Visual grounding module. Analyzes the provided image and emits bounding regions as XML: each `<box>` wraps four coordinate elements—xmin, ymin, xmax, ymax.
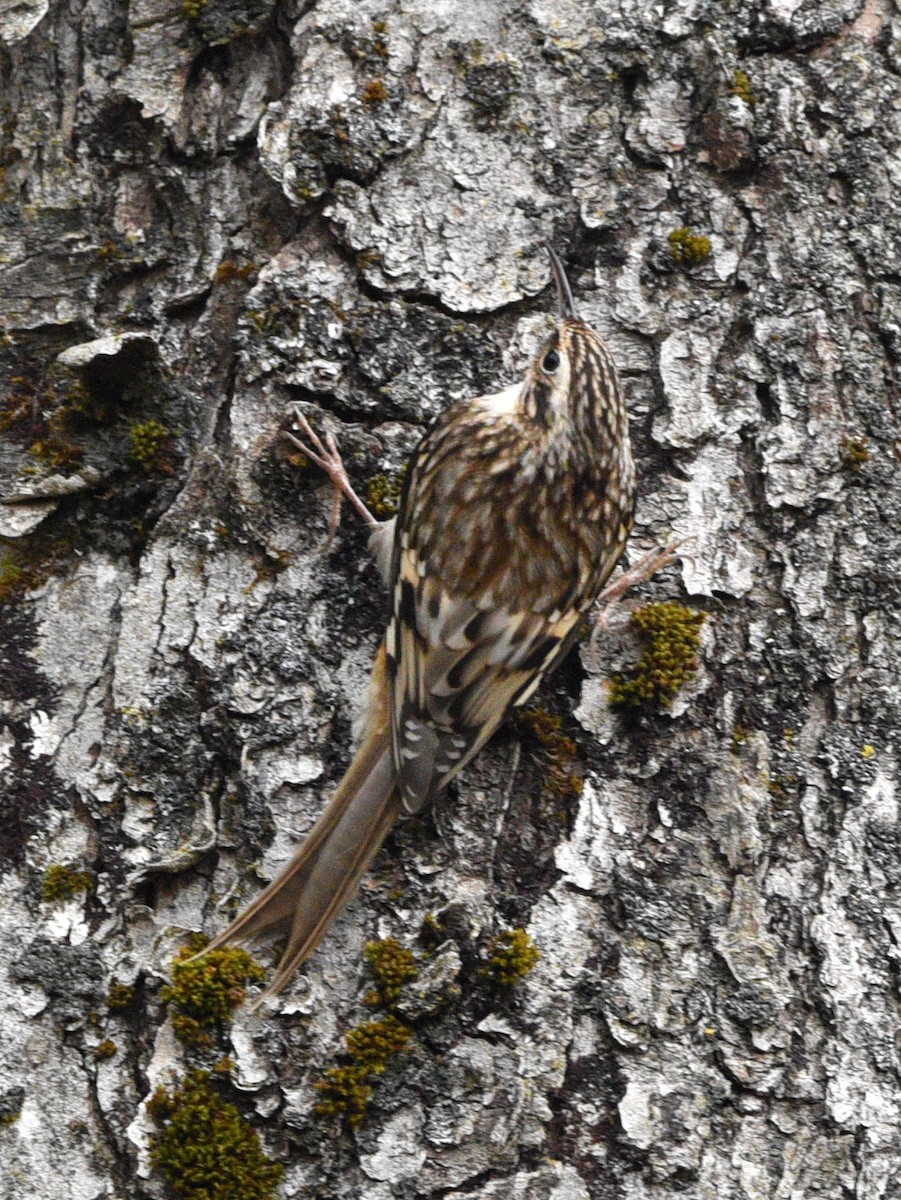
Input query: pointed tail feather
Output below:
<box><xmin>201</xmin><ymin>724</ymin><xmax>401</xmax><ymax>1000</ymax></box>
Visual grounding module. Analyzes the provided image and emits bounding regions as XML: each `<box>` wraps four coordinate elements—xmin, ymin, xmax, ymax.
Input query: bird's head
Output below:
<box><xmin>520</xmin><ymin>248</ymin><xmax>627</xmax><ymax>462</ymax></box>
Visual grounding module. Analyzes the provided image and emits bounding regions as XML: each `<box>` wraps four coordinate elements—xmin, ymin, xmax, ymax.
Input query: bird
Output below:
<box><xmin>198</xmin><ymin>247</ymin><xmax>638</xmax><ymax>999</ymax></box>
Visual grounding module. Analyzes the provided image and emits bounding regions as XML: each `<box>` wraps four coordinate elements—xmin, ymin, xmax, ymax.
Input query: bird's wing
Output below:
<box><xmin>386</xmin><ymin>544</ymin><xmax>581</xmax><ymax>813</ymax></box>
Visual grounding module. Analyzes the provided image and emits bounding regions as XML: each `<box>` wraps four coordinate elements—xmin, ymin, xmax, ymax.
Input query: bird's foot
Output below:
<box><xmin>593</xmin><ymin>539</ymin><xmax>686</xmax><ymax>635</ymax></box>
<box><xmin>283</xmin><ymin>406</ymin><xmax>378</xmax><ymax>534</ymax></box>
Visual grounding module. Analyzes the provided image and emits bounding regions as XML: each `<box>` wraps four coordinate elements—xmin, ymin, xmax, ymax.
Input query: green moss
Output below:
<box><xmin>0</xmin><ymin>103</ymin><xmax>20</xmax><ymax>168</ymax></box>
<box><xmin>214</xmin><ymin>260</ymin><xmax>258</xmax><ymax>286</ymax></box>
<box><xmin>731</xmin><ymin>725</ymin><xmax>748</xmax><ymax>753</ymax></box>
<box><xmin>364</xmin><ymin>937</ymin><xmax>418</xmax><ymax>1007</ymax></box>
<box><xmin>0</xmin><ymin>376</ymin><xmax>32</xmax><ymax>433</ymax></box>
<box><xmin>94</xmin><ymin>1039</ymin><xmax>117</xmax><ymax>1061</ymax></box>
<box><xmin>371</xmin><ymin>17</ymin><xmax>389</xmax><ymax>57</ymax></box>
<box><xmin>41</xmin><ymin>864</ymin><xmax>95</xmax><ymax>905</ymax></box>
<box><xmin>608</xmin><ymin>601</ymin><xmax>706</xmax><ymax>713</ymax></box>
<box><xmin>668</xmin><ymin>227</ymin><xmax>712</xmax><ymax>267</ymax></box>
<box><xmin>1</xmin><ymin>366</ymin><xmax>102</xmax><ymax>467</ymax></box>
<box><xmin>161</xmin><ymin>940</ymin><xmax>266</xmax><ymax>1047</ymax></box>
<box><xmin>107</xmin><ymin>981</ymin><xmax>136</xmax><ymax>1010</ymax></box>
<box><xmin>483</xmin><ymin>929</ymin><xmax>540</xmax><ymax>986</ymax></box>
<box><xmin>182</xmin><ymin>0</ymin><xmax>207</xmax><ymax>20</ymax></box>
<box><xmin>170</xmin><ymin>1015</ymin><xmax>213</xmax><ymax>1047</ymax></box>
<box><xmin>366</xmin><ymin>467</ymin><xmax>407</xmax><ymax>519</ymax></box>
<box><xmin>362</xmin><ymin>78</ymin><xmax>388</xmax><ymax>105</ymax></box>
<box><xmin>840</xmin><ymin>435</ymin><xmax>870</xmax><ymax>473</ymax></box>
<box><xmin>0</xmin><ymin>104</ymin><xmax>21</xmax><ymax>199</ymax></box>
<box><xmin>355</xmin><ymin>247</ymin><xmax>382</xmax><ymax>271</ymax></box>
<box><xmin>0</xmin><ymin>553</ymin><xmax>27</xmax><ymax>605</ymax></box>
<box><xmin>315</xmin><ymin>943</ymin><xmax>417</xmax><ymax>1128</ymax></box>
<box><xmin>97</xmin><ymin>240</ymin><xmax>123</xmax><ymax>261</ymax></box>
<box><xmin>0</xmin><ymin>533</ymin><xmax>81</xmax><ymax>607</ymax></box>
<box><xmin>0</xmin><ymin>1088</ymin><xmax>24</xmax><ymax>1129</ymax></box>
<box><xmin>149</xmin><ymin>1071</ymin><xmax>283</xmax><ymax>1200</ymax></box>
<box><xmin>731</xmin><ymin>69</ymin><xmax>756</xmax><ymax>107</ymax></box>
<box><xmin>515</xmin><ymin>707</ymin><xmax>583</xmax><ymax>803</ymax></box>
<box><xmin>766</xmin><ymin>771</ymin><xmax>796</xmax><ymax>800</ymax></box>
<box><xmin>313</xmin><ymin>1065</ymin><xmax>373</xmax><ymax>1129</ymax></box>
<box><xmin>25</xmin><ymin>384</ymin><xmax>88</xmax><ymax>468</ymax></box>
<box><xmin>420</xmin><ymin>911</ymin><xmax>444</xmax><ymax>948</ymax></box>
<box><xmin>28</xmin><ymin>430</ymin><xmax>84</xmax><ymax>470</ymax></box>
<box><xmin>344</xmin><ymin>1014</ymin><xmax>412</xmax><ymax>1069</ymax></box>
<box><xmin>331</xmin><ymin>105</ymin><xmax>350</xmax><ymax>143</ymax></box>
<box><xmin>245</xmin><ymin>547</ymin><xmax>293</xmax><ymax>593</ymax></box>
<box><xmin>315</xmin><ymin>1015</ymin><xmax>412</xmax><ymax>1128</ymax></box>
<box><xmin>128</xmin><ymin>420</ymin><xmax>171</xmax><ymax>473</ymax></box>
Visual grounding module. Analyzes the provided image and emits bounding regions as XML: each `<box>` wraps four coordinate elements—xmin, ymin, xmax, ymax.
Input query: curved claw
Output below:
<box><xmin>592</xmin><ymin>538</ymin><xmax>686</xmax><ymax>641</ymax></box>
<box><xmin>283</xmin><ymin>406</ymin><xmax>379</xmax><ymax>532</ymax></box>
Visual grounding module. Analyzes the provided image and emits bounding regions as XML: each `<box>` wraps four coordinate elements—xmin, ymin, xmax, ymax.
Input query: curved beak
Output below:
<box><xmin>546</xmin><ymin>245</ymin><xmax>578</xmax><ymax>319</ymax></box>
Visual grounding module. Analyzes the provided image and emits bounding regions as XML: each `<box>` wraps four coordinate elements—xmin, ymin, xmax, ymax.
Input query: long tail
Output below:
<box><xmin>202</xmin><ymin>667</ymin><xmax>401</xmax><ymax>999</ymax></box>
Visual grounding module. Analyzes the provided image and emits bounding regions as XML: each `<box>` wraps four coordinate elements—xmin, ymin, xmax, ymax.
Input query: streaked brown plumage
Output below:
<box><xmin>199</xmin><ymin>248</ymin><xmax>636</xmax><ymax>999</ymax></box>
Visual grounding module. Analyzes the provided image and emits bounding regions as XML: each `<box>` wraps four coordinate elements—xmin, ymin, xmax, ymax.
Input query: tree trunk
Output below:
<box><xmin>1</xmin><ymin>0</ymin><xmax>899</xmax><ymax>1197</ymax></box>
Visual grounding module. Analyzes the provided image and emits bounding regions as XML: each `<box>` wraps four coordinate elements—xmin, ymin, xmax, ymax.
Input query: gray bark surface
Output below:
<box><xmin>1</xmin><ymin>0</ymin><xmax>900</xmax><ymax>1197</ymax></box>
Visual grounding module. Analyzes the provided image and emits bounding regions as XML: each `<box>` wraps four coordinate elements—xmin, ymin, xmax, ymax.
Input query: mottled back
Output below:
<box><xmin>385</xmin><ymin>317</ymin><xmax>636</xmax><ymax>813</ymax></box>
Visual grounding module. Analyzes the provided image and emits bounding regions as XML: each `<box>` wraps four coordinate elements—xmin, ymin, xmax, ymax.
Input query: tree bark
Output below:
<box><xmin>1</xmin><ymin>0</ymin><xmax>900</xmax><ymax>1197</ymax></box>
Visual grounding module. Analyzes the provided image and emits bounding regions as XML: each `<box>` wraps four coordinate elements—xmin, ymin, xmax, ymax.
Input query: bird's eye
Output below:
<box><xmin>541</xmin><ymin>349</ymin><xmax>560</xmax><ymax>374</ymax></box>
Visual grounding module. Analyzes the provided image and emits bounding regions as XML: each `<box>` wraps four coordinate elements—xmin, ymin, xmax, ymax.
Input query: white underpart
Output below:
<box><xmin>479</xmin><ymin>381</ymin><xmax>523</xmax><ymax>416</ymax></box>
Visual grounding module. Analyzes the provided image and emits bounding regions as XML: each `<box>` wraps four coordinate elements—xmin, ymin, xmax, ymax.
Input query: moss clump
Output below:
<box><xmin>106</xmin><ymin>981</ymin><xmax>136</xmax><ymax>1010</ymax></box>
<box><xmin>313</xmin><ymin>1065</ymin><xmax>372</xmax><ymax>1128</ymax></box>
<box><xmin>1</xmin><ymin>368</ymin><xmax>97</xmax><ymax>468</ymax></box>
<box><xmin>148</xmin><ymin>1071</ymin><xmax>283</xmax><ymax>1200</ymax></box>
<box><xmin>364</xmin><ymin>938</ymin><xmax>418</xmax><ymax>1007</ymax></box>
<box><xmin>315</xmin><ymin>1015</ymin><xmax>412</xmax><ymax>1128</ymax></box>
<box><xmin>161</xmin><ymin>941</ymin><xmax>266</xmax><ymax>1047</ymax></box>
<box><xmin>516</xmin><ymin>707</ymin><xmax>583</xmax><ymax>802</ymax></box>
<box><xmin>94</xmin><ymin>1040</ymin><xmax>117</xmax><ymax>1061</ymax></box>
<box><xmin>731</xmin><ymin>68</ymin><xmax>756</xmax><ymax>107</ymax></box>
<box><xmin>355</xmin><ymin>247</ymin><xmax>382</xmax><ymax>271</ymax></box>
<box><xmin>0</xmin><ymin>105</ymin><xmax>21</xmax><ymax>201</ymax></box>
<box><xmin>366</xmin><ymin>17</ymin><xmax>390</xmax><ymax>60</ymax></box>
<box><xmin>28</xmin><ymin>431</ymin><xmax>84</xmax><ymax>471</ymax></box>
<box><xmin>483</xmin><ymin>929</ymin><xmax>540</xmax><ymax>986</ymax></box>
<box><xmin>245</xmin><ymin>547</ymin><xmax>293</xmax><ymax>592</ymax></box>
<box><xmin>608</xmin><ymin>601</ymin><xmax>705</xmax><ymax>713</ymax></box>
<box><xmin>97</xmin><ymin>240</ymin><xmax>123</xmax><ymax>261</ymax></box>
<box><xmin>344</xmin><ymin>1014</ymin><xmax>412</xmax><ymax>1068</ymax></box>
<box><xmin>128</xmin><ymin>420</ymin><xmax>171</xmax><ymax>472</ymax></box>
<box><xmin>0</xmin><ymin>1087</ymin><xmax>24</xmax><ymax>1129</ymax></box>
<box><xmin>840</xmin><ymin>435</ymin><xmax>870</xmax><ymax>473</ymax></box>
<box><xmin>0</xmin><ymin>377</ymin><xmax>35</xmax><ymax>435</ymax></box>
<box><xmin>182</xmin><ymin>0</ymin><xmax>207</xmax><ymax>20</ymax></box>
<box><xmin>316</xmin><ymin>944</ymin><xmax>417</xmax><ymax>1128</ymax></box>
<box><xmin>362</xmin><ymin>79</ymin><xmax>388</xmax><ymax>105</ymax></box>
<box><xmin>366</xmin><ymin>467</ymin><xmax>407</xmax><ymax>519</ymax></box>
<box><xmin>41</xmin><ymin>864</ymin><xmax>95</xmax><ymax>905</ymax></box>
<box><xmin>668</xmin><ymin>227</ymin><xmax>712</xmax><ymax>267</ymax></box>
<box><xmin>0</xmin><ymin>553</ymin><xmax>27</xmax><ymax>606</ymax></box>
<box><xmin>0</xmin><ymin>533</ymin><xmax>81</xmax><ymax>607</ymax></box>
<box><xmin>214</xmin><ymin>260</ymin><xmax>258</xmax><ymax>286</ymax></box>
<box><xmin>420</xmin><ymin>911</ymin><xmax>444</xmax><ymax>948</ymax></box>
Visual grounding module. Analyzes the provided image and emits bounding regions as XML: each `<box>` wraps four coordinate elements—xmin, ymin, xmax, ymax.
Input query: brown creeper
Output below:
<box><xmin>200</xmin><ymin>247</ymin><xmax>636</xmax><ymax>998</ymax></box>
